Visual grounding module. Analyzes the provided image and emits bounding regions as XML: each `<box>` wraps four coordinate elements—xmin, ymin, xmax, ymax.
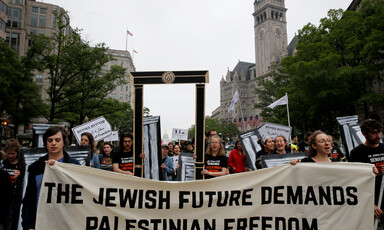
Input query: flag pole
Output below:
<box><xmin>286</xmin><ymin>92</ymin><xmax>291</xmax><ymax>128</ymax></box>
<box><xmin>238</xmin><ymin>97</ymin><xmax>246</xmax><ymax>132</ymax></box>
<box><xmin>125</xmin><ymin>28</ymin><xmax>128</xmax><ymax>51</ymax></box>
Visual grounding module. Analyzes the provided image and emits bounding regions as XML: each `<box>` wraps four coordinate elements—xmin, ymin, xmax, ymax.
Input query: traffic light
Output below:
<box><xmin>226</xmin><ymin>133</ymin><xmax>229</xmax><ymax>136</ymax></box>
<box><xmin>1</xmin><ymin>121</ymin><xmax>7</xmax><ymax>126</ymax></box>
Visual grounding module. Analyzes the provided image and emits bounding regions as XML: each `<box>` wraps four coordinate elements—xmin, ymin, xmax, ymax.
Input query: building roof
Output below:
<box><xmin>287</xmin><ymin>35</ymin><xmax>298</xmax><ymax>56</ymax></box>
<box><xmin>347</xmin><ymin>0</ymin><xmax>363</xmax><ymax>11</ymax></box>
<box><xmin>231</xmin><ymin>61</ymin><xmax>255</xmax><ymax>81</ymax></box>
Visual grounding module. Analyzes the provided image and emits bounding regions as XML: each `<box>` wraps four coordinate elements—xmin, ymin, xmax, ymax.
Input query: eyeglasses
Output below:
<box><xmin>317</xmin><ymin>139</ymin><xmax>332</xmax><ymax>144</ymax></box>
<box><xmin>210</xmin><ymin>141</ymin><xmax>220</xmax><ymax>144</ymax></box>
<box><xmin>123</xmin><ymin>140</ymin><xmax>132</xmax><ymax>143</ymax></box>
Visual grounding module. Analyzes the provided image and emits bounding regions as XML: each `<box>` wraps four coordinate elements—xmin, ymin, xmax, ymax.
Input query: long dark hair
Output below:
<box><xmin>81</xmin><ymin>132</ymin><xmax>95</xmax><ymax>152</ymax></box>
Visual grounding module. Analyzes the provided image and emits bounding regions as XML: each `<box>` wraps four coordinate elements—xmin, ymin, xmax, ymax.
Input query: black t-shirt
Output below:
<box><xmin>350</xmin><ymin>143</ymin><xmax>384</xmax><ymax>209</ymax></box>
<box><xmin>349</xmin><ymin>143</ymin><xmax>384</xmax><ymax>168</ymax></box>
<box><xmin>112</xmin><ymin>150</ymin><xmax>134</xmax><ymax>172</ymax></box>
<box><xmin>329</xmin><ymin>146</ymin><xmax>345</xmax><ymax>162</ymax></box>
<box><xmin>3</xmin><ymin>160</ymin><xmax>18</xmax><ymax>184</ymax></box>
<box><xmin>300</xmin><ymin>156</ymin><xmax>338</xmax><ymax>163</ymax></box>
<box><xmin>298</xmin><ymin>141</ymin><xmax>309</xmax><ymax>152</ymax></box>
<box><xmin>204</xmin><ymin>154</ymin><xmax>227</xmax><ymax>179</ymax></box>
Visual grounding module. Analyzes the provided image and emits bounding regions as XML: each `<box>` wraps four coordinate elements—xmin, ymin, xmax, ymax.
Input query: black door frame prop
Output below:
<box><xmin>130</xmin><ymin>71</ymin><xmax>209</xmax><ymax>179</ymax></box>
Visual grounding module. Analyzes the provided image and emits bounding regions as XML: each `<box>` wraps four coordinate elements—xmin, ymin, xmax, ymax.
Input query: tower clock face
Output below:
<box><xmin>259</xmin><ymin>30</ymin><xmax>265</xmax><ymax>38</ymax></box>
<box><xmin>275</xmin><ymin>28</ymin><xmax>281</xmax><ymax>37</ymax></box>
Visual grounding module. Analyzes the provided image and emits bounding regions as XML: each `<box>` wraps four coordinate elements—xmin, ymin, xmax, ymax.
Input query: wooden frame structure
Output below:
<box><xmin>130</xmin><ymin>71</ymin><xmax>209</xmax><ymax>179</ymax></box>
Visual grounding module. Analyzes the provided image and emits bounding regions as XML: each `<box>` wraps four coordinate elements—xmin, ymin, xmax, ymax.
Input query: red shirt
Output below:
<box><xmin>228</xmin><ymin>149</ymin><xmax>246</xmax><ymax>173</ymax></box>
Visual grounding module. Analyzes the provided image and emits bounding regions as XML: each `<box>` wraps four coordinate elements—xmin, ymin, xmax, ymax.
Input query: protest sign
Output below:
<box><xmin>36</xmin><ymin>162</ymin><xmax>374</xmax><ymax>229</ymax></box>
<box><xmin>261</xmin><ymin>153</ymin><xmax>307</xmax><ymax>168</ymax></box>
<box><xmin>72</xmin><ymin>116</ymin><xmax>112</xmax><ymax>144</ymax></box>
<box><xmin>103</xmin><ymin>131</ymin><xmax>119</xmax><ymax>142</ymax></box>
<box><xmin>258</xmin><ymin>122</ymin><xmax>291</xmax><ymax>141</ymax></box>
<box><xmin>172</xmin><ymin>128</ymin><xmax>188</xmax><ymax>140</ymax></box>
<box><xmin>239</xmin><ymin>129</ymin><xmax>262</xmax><ymax>171</ymax></box>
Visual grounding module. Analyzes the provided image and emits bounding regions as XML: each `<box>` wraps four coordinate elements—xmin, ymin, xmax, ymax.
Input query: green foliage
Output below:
<box><xmin>0</xmin><ymin>40</ymin><xmax>41</xmax><ymax>134</ymax></box>
<box><xmin>255</xmin><ymin>1</ymin><xmax>384</xmax><ymax>135</ymax></box>
<box><xmin>188</xmin><ymin>118</ymin><xmax>240</xmax><ymax>140</ymax></box>
<box><xmin>27</xmin><ymin>10</ymin><xmax>131</xmax><ymax>128</ymax></box>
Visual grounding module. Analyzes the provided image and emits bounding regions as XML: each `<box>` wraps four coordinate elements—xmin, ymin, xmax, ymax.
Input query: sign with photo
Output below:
<box><xmin>172</xmin><ymin>128</ymin><xmax>188</xmax><ymax>140</ymax></box>
<box><xmin>239</xmin><ymin>129</ymin><xmax>262</xmax><ymax>171</ymax></box>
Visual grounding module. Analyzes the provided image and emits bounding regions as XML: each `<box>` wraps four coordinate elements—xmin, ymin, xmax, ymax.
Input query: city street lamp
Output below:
<box><xmin>0</xmin><ymin>121</ymin><xmax>8</xmax><ymax>149</ymax></box>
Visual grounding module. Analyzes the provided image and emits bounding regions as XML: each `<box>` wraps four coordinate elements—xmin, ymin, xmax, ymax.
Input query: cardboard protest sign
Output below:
<box><xmin>239</xmin><ymin>129</ymin><xmax>262</xmax><ymax>171</ymax></box>
<box><xmin>258</xmin><ymin>122</ymin><xmax>291</xmax><ymax>141</ymax></box>
<box><xmin>36</xmin><ymin>162</ymin><xmax>374</xmax><ymax>229</ymax></box>
<box><xmin>72</xmin><ymin>116</ymin><xmax>112</xmax><ymax>144</ymax></box>
<box><xmin>172</xmin><ymin>128</ymin><xmax>188</xmax><ymax>140</ymax></box>
<box><xmin>261</xmin><ymin>153</ymin><xmax>307</xmax><ymax>168</ymax></box>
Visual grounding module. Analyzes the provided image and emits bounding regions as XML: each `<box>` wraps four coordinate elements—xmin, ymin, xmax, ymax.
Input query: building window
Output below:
<box><xmin>52</xmin><ymin>10</ymin><xmax>56</xmax><ymax>29</ymax></box>
<box><xmin>38</xmin><ymin>30</ymin><xmax>45</xmax><ymax>35</ymax></box>
<box><xmin>7</xmin><ymin>7</ymin><xmax>21</xmax><ymax>28</ymax></box>
<box><xmin>120</xmin><ymin>85</ymin><xmax>123</xmax><ymax>91</ymax></box>
<box><xmin>31</xmin><ymin>13</ymin><xmax>38</xmax><ymax>26</ymax></box>
<box><xmin>120</xmin><ymin>94</ymin><xmax>123</xmax><ymax>100</ymax></box>
<box><xmin>6</xmin><ymin>32</ymin><xmax>20</xmax><ymax>51</ymax></box>
<box><xmin>39</xmin><ymin>14</ymin><xmax>46</xmax><ymax>27</ymax></box>
<box><xmin>0</xmin><ymin>19</ymin><xmax>5</xmax><ymax>32</ymax></box>
<box><xmin>30</xmin><ymin>29</ymin><xmax>36</xmax><ymax>35</ymax></box>
<box><xmin>35</xmin><ymin>74</ymin><xmax>43</xmax><ymax>83</ymax></box>
<box><xmin>0</xmin><ymin>1</ymin><xmax>7</xmax><ymax>15</ymax></box>
<box><xmin>40</xmin><ymin>8</ymin><xmax>46</xmax><ymax>14</ymax></box>
<box><xmin>32</xmin><ymin>6</ymin><xmax>38</xmax><ymax>13</ymax></box>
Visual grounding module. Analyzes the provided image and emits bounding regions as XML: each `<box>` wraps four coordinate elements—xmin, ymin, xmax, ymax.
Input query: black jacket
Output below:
<box><xmin>21</xmin><ymin>151</ymin><xmax>79</xmax><ymax>230</ymax></box>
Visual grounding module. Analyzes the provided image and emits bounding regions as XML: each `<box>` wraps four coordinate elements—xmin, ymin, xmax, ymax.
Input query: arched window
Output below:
<box><xmin>271</xmin><ymin>11</ymin><xmax>274</xmax><ymax>19</ymax></box>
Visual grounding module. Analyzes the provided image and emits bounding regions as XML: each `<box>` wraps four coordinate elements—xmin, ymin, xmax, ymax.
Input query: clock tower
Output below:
<box><xmin>253</xmin><ymin>0</ymin><xmax>288</xmax><ymax>77</ymax></box>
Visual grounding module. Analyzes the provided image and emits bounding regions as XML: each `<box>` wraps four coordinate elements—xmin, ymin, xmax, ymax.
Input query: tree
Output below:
<box><xmin>0</xmin><ymin>40</ymin><xmax>41</xmax><ymax>135</ymax></box>
<box><xmin>255</xmin><ymin>1</ymin><xmax>384</xmax><ymax>135</ymax></box>
<box><xmin>30</xmin><ymin>10</ymin><xmax>126</xmax><ymax>124</ymax></box>
<box><xmin>188</xmin><ymin>118</ymin><xmax>240</xmax><ymax>140</ymax></box>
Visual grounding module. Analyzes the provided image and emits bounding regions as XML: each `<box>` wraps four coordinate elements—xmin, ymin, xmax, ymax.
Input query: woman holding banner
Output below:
<box><xmin>255</xmin><ymin>136</ymin><xmax>275</xmax><ymax>169</ymax></box>
<box><xmin>272</xmin><ymin>136</ymin><xmax>290</xmax><ymax>155</ymax></box>
<box><xmin>201</xmin><ymin>135</ymin><xmax>228</xmax><ymax>179</ymax></box>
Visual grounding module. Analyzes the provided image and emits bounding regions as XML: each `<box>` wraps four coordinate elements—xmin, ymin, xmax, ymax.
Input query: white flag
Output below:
<box><xmin>268</xmin><ymin>94</ymin><xmax>288</xmax><ymax>109</ymax></box>
<box><xmin>228</xmin><ymin>90</ymin><xmax>239</xmax><ymax>112</ymax></box>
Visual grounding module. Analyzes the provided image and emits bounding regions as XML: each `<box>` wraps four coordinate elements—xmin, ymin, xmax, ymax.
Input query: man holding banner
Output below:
<box><xmin>22</xmin><ymin>126</ymin><xmax>79</xmax><ymax>230</ymax></box>
<box><xmin>350</xmin><ymin>119</ymin><xmax>384</xmax><ymax>221</ymax></box>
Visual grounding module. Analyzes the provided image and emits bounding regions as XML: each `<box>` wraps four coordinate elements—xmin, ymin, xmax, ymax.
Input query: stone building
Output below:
<box><xmin>217</xmin><ymin>0</ymin><xmax>291</xmax><ymax>131</ymax></box>
<box><xmin>3</xmin><ymin>0</ymin><xmax>134</xmax><ymax>136</ymax></box>
<box><xmin>0</xmin><ymin>0</ymin><xmax>7</xmax><ymax>40</ymax></box>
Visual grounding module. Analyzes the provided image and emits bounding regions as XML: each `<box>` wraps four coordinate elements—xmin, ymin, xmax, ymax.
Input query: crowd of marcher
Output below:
<box><xmin>0</xmin><ymin>118</ymin><xmax>383</xmax><ymax>229</ymax></box>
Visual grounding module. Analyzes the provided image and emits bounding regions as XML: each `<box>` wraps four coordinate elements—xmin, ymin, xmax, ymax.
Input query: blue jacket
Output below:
<box><xmin>162</xmin><ymin>156</ymin><xmax>174</xmax><ymax>181</ymax></box>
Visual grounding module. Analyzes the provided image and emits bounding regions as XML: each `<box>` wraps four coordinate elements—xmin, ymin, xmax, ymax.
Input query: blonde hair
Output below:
<box><xmin>206</xmin><ymin>135</ymin><xmax>226</xmax><ymax>156</ymax></box>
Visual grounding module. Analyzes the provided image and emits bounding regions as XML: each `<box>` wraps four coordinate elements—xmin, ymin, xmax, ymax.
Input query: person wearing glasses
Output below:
<box><xmin>292</xmin><ymin>131</ymin><xmax>335</xmax><ymax>163</ymax></box>
<box><xmin>201</xmin><ymin>135</ymin><xmax>228</xmax><ymax>179</ymax></box>
<box><xmin>112</xmin><ymin>133</ymin><xmax>145</xmax><ymax>176</ymax></box>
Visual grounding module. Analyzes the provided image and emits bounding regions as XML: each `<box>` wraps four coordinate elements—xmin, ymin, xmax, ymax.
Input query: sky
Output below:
<box><xmin>47</xmin><ymin>0</ymin><xmax>352</xmax><ymax>138</ymax></box>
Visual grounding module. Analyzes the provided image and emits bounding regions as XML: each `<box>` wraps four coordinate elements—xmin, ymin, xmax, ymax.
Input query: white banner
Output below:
<box><xmin>72</xmin><ymin>116</ymin><xmax>112</xmax><ymax>144</ymax></box>
<box><xmin>172</xmin><ymin>128</ymin><xmax>188</xmax><ymax>140</ymax></box>
<box><xmin>36</xmin><ymin>163</ymin><xmax>374</xmax><ymax>229</ymax></box>
<box><xmin>258</xmin><ymin>122</ymin><xmax>291</xmax><ymax>141</ymax></box>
